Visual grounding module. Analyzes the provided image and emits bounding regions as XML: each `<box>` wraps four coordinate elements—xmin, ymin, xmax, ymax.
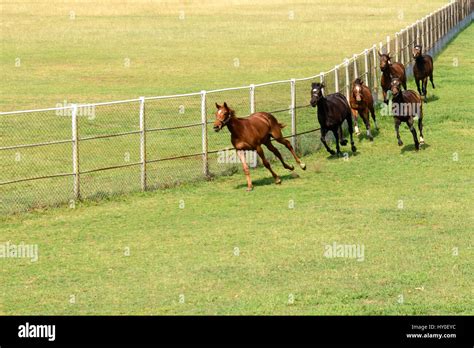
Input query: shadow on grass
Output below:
<box><xmin>357</xmin><ymin>127</ymin><xmax>380</xmax><ymax>142</ymax></box>
<box><xmin>424</xmin><ymin>94</ymin><xmax>440</xmax><ymax>103</ymax></box>
<box><xmin>235</xmin><ymin>173</ymin><xmax>297</xmax><ymax>189</ymax></box>
<box><xmin>401</xmin><ymin>142</ymin><xmax>431</xmax><ymax>153</ymax></box>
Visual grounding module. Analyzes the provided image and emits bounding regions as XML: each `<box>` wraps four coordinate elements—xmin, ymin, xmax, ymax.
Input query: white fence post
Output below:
<box><xmin>139</xmin><ymin>97</ymin><xmax>146</xmax><ymax>191</ymax></box>
<box><xmin>400</xmin><ymin>31</ymin><xmax>405</xmax><ymax>65</ymax></box>
<box><xmin>334</xmin><ymin>66</ymin><xmax>339</xmax><ymax>92</ymax></box>
<box><xmin>364</xmin><ymin>49</ymin><xmax>369</xmax><ymax>86</ymax></box>
<box><xmin>249</xmin><ymin>84</ymin><xmax>255</xmax><ymax>113</ymax></box>
<box><xmin>421</xmin><ymin>18</ymin><xmax>425</xmax><ymax>49</ymax></box>
<box><xmin>344</xmin><ymin>59</ymin><xmax>350</xmax><ymax>99</ymax></box>
<box><xmin>395</xmin><ymin>32</ymin><xmax>399</xmax><ymax>62</ymax></box>
<box><xmin>290</xmin><ymin>78</ymin><xmax>297</xmax><ymax>151</ymax></box>
<box><xmin>71</xmin><ymin>104</ymin><xmax>80</xmax><ymax>200</ymax></box>
<box><xmin>372</xmin><ymin>45</ymin><xmax>378</xmax><ymax>100</ymax></box>
<box><xmin>353</xmin><ymin>54</ymin><xmax>358</xmax><ymax>78</ymax></box>
<box><xmin>201</xmin><ymin>90</ymin><xmax>209</xmax><ymax>177</ymax></box>
<box><xmin>386</xmin><ymin>35</ymin><xmax>390</xmax><ymax>54</ymax></box>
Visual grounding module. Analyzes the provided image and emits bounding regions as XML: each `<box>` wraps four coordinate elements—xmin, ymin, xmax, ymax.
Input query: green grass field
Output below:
<box><xmin>0</xmin><ymin>1</ymin><xmax>473</xmax><ymax>315</ymax></box>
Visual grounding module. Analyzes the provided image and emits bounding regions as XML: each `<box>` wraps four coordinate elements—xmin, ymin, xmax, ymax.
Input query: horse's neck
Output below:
<box><xmin>382</xmin><ymin>67</ymin><xmax>392</xmax><ymax>77</ymax></box>
<box><xmin>415</xmin><ymin>56</ymin><xmax>424</xmax><ymax>65</ymax></box>
<box><xmin>393</xmin><ymin>93</ymin><xmax>404</xmax><ymax>104</ymax></box>
<box><xmin>317</xmin><ymin>98</ymin><xmax>329</xmax><ymax>116</ymax></box>
<box><xmin>226</xmin><ymin>117</ymin><xmax>241</xmax><ymax>135</ymax></box>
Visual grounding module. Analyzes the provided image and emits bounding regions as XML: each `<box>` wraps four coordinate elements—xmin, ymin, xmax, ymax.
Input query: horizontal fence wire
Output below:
<box><xmin>0</xmin><ymin>0</ymin><xmax>471</xmax><ymax>215</ymax></box>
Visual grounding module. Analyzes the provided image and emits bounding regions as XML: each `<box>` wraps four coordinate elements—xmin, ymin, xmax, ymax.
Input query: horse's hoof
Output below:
<box><xmin>420</xmin><ymin>137</ymin><xmax>425</xmax><ymax>145</ymax></box>
<box><xmin>246</xmin><ymin>187</ymin><xmax>253</xmax><ymax>192</ymax></box>
<box><xmin>300</xmin><ymin>163</ymin><xmax>306</xmax><ymax>170</ymax></box>
<box><xmin>398</xmin><ymin>141</ymin><xmax>403</xmax><ymax>146</ymax></box>
<box><xmin>287</xmin><ymin>165</ymin><xmax>295</xmax><ymax>171</ymax></box>
<box><xmin>369</xmin><ymin>136</ymin><xmax>374</xmax><ymax>142</ymax></box>
<box><xmin>275</xmin><ymin>177</ymin><xmax>282</xmax><ymax>185</ymax></box>
<box><xmin>329</xmin><ymin>150</ymin><xmax>336</xmax><ymax>156</ymax></box>
<box><xmin>340</xmin><ymin>139</ymin><xmax>348</xmax><ymax>146</ymax></box>
<box><xmin>351</xmin><ymin>146</ymin><xmax>357</xmax><ymax>153</ymax></box>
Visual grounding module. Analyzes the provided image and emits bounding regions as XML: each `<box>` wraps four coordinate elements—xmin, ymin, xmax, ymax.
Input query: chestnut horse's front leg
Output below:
<box><xmin>351</xmin><ymin>108</ymin><xmax>360</xmax><ymax>135</ymax></box>
<box><xmin>237</xmin><ymin>150</ymin><xmax>253</xmax><ymax>191</ymax></box>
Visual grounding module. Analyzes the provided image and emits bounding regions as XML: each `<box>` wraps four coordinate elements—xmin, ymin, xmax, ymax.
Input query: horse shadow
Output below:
<box><xmin>401</xmin><ymin>142</ymin><xmax>431</xmax><ymax>153</ymax></box>
<box><xmin>357</xmin><ymin>127</ymin><xmax>381</xmax><ymax>142</ymax></box>
<box><xmin>235</xmin><ymin>173</ymin><xmax>297</xmax><ymax>189</ymax></box>
<box><xmin>424</xmin><ymin>94</ymin><xmax>439</xmax><ymax>103</ymax></box>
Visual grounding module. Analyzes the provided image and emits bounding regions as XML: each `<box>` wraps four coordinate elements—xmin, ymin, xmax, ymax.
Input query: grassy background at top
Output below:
<box><xmin>0</xmin><ymin>0</ymin><xmax>448</xmax><ymax>110</ymax></box>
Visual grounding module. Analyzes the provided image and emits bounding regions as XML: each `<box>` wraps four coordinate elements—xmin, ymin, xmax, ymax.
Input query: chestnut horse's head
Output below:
<box><xmin>378</xmin><ymin>51</ymin><xmax>392</xmax><ymax>72</ymax></box>
<box><xmin>352</xmin><ymin>78</ymin><xmax>365</xmax><ymax>102</ymax></box>
<box><xmin>413</xmin><ymin>44</ymin><xmax>423</xmax><ymax>59</ymax></box>
<box><xmin>213</xmin><ymin>102</ymin><xmax>233</xmax><ymax>132</ymax></box>
<box><xmin>390</xmin><ymin>77</ymin><xmax>403</xmax><ymax>98</ymax></box>
<box><xmin>310</xmin><ymin>82</ymin><xmax>325</xmax><ymax>107</ymax></box>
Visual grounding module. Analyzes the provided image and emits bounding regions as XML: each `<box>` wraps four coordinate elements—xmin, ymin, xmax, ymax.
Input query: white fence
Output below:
<box><xmin>0</xmin><ymin>0</ymin><xmax>472</xmax><ymax>214</ymax></box>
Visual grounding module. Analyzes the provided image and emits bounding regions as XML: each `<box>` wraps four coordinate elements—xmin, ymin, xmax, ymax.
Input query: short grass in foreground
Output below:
<box><xmin>0</xmin><ymin>24</ymin><xmax>473</xmax><ymax>315</ymax></box>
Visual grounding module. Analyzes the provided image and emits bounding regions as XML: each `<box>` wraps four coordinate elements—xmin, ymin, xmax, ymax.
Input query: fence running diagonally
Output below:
<box><xmin>0</xmin><ymin>0</ymin><xmax>472</xmax><ymax>215</ymax></box>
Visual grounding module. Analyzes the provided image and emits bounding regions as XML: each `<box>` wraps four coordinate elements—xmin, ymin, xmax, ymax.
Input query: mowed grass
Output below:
<box><xmin>0</xmin><ymin>24</ymin><xmax>473</xmax><ymax>315</ymax></box>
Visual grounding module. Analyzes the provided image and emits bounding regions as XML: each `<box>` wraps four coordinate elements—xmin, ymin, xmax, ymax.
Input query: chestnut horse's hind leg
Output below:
<box><xmin>237</xmin><ymin>150</ymin><xmax>253</xmax><ymax>191</ymax></box>
<box><xmin>273</xmin><ymin>137</ymin><xmax>306</xmax><ymax>170</ymax></box>
<box><xmin>255</xmin><ymin>145</ymin><xmax>281</xmax><ymax>184</ymax></box>
<box><xmin>418</xmin><ymin>117</ymin><xmax>424</xmax><ymax>145</ymax></box>
<box><xmin>264</xmin><ymin>140</ymin><xmax>294</xmax><ymax>171</ymax></box>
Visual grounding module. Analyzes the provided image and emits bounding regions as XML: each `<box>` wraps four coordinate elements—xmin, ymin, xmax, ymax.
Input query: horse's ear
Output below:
<box><xmin>378</xmin><ymin>50</ymin><xmax>382</xmax><ymax>57</ymax></box>
<box><xmin>215</xmin><ymin>103</ymin><xmax>221</xmax><ymax>109</ymax></box>
<box><xmin>387</xmin><ymin>52</ymin><xmax>392</xmax><ymax>60</ymax></box>
<box><xmin>223</xmin><ymin>102</ymin><xmax>229</xmax><ymax>109</ymax></box>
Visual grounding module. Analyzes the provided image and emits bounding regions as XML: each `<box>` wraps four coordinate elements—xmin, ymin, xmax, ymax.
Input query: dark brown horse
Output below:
<box><xmin>349</xmin><ymin>78</ymin><xmax>377</xmax><ymax>141</ymax></box>
<box><xmin>390</xmin><ymin>78</ymin><xmax>424</xmax><ymax>151</ymax></box>
<box><xmin>213</xmin><ymin>102</ymin><xmax>306</xmax><ymax>191</ymax></box>
<box><xmin>413</xmin><ymin>44</ymin><xmax>435</xmax><ymax>101</ymax></box>
<box><xmin>379</xmin><ymin>51</ymin><xmax>407</xmax><ymax>103</ymax></box>
<box><xmin>310</xmin><ymin>82</ymin><xmax>356</xmax><ymax>155</ymax></box>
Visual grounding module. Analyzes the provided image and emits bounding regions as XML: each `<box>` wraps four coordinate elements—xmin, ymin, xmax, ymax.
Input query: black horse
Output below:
<box><xmin>310</xmin><ymin>82</ymin><xmax>356</xmax><ymax>156</ymax></box>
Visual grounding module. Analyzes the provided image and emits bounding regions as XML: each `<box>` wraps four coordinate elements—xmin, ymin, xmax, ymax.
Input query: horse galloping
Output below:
<box><xmin>379</xmin><ymin>51</ymin><xmax>407</xmax><ymax>104</ymax></box>
<box><xmin>413</xmin><ymin>44</ymin><xmax>435</xmax><ymax>101</ymax></box>
<box><xmin>310</xmin><ymin>82</ymin><xmax>357</xmax><ymax>156</ymax></box>
<box><xmin>349</xmin><ymin>78</ymin><xmax>377</xmax><ymax>141</ymax></box>
<box><xmin>213</xmin><ymin>102</ymin><xmax>306</xmax><ymax>191</ymax></box>
<box><xmin>390</xmin><ymin>78</ymin><xmax>424</xmax><ymax>151</ymax></box>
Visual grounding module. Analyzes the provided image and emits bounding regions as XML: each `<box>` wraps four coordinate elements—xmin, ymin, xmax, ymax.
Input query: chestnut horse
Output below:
<box><xmin>349</xmin><ymin>78</ymin><xmax>377</xmax><ymax>141</ymax></box>
<box><xmin>390</xmin><ymin>78</ymin><xmax>424</xmax><ymax>151</ymax></box>
<box><xmin>213</xmin><ymin>102</ymin><xmax>306</xmax><ymax>191</ymax></box>
<box><xmin>413</xmin><ymin>44</ymin><xmax>435</xmax><ymax>101</ymax></box>
<box><xmin>379</xmin><ymin>51</ymin><xmax>407</xmax><ymax>103</ymax></box>
<box><xmin>310</xmin><ymin>82</ymin><xmax>356</xmax><ymax>156</ymax></box>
